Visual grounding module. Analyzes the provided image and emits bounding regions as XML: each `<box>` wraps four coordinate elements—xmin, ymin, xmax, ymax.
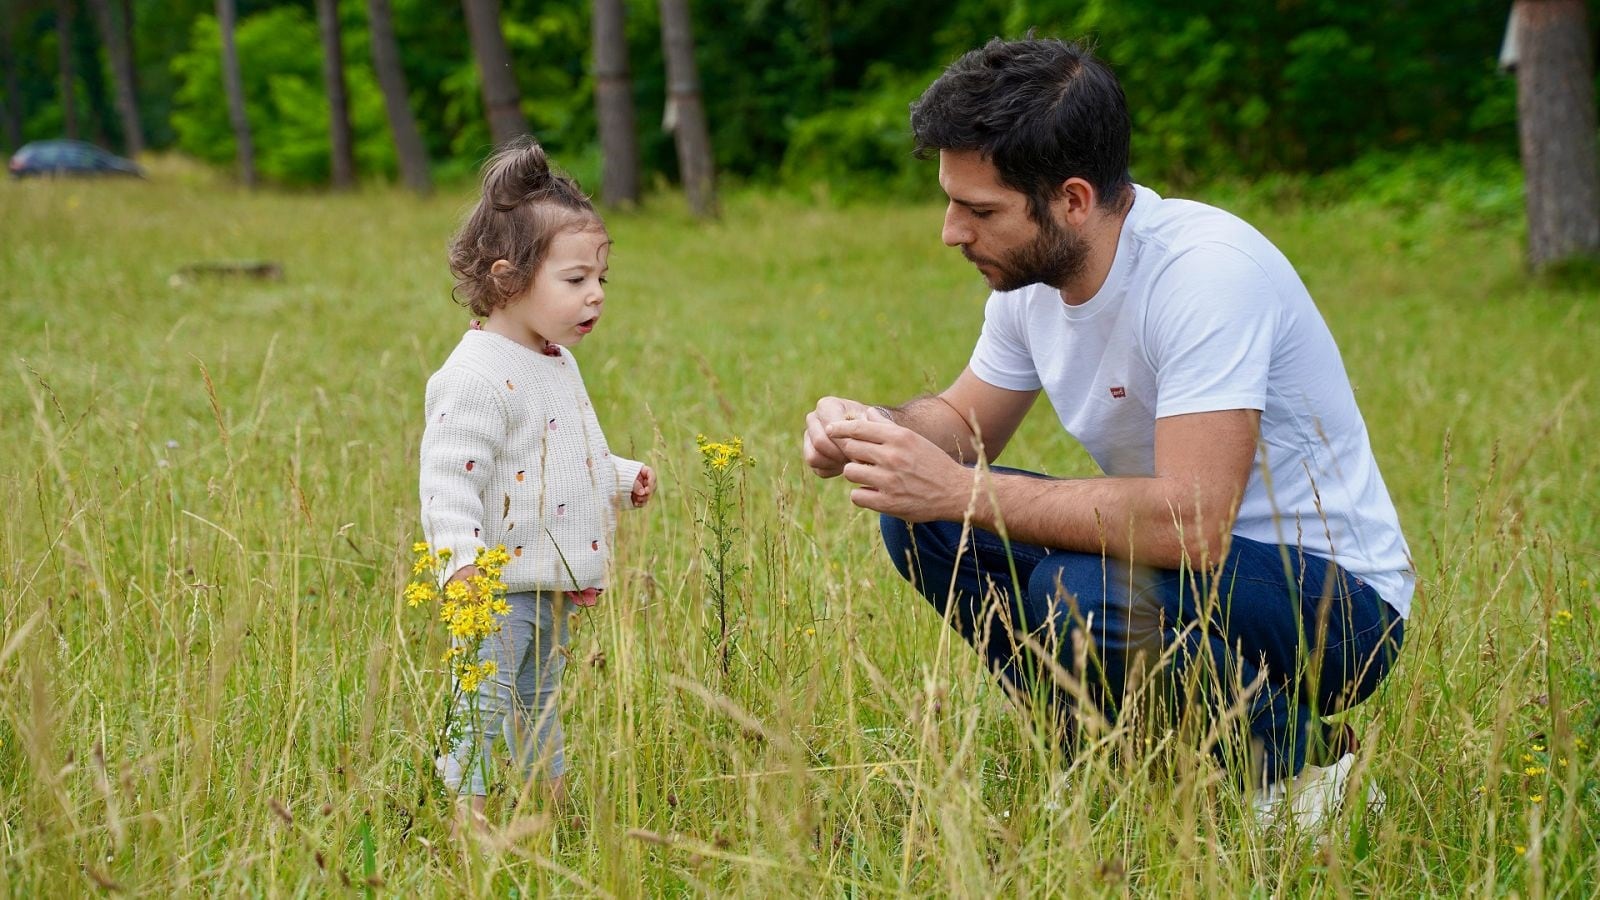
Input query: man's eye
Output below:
<box><xmin>972</xmin><ymin>210</ymin><xmax>993</xmax><ymax>220</ymax></box>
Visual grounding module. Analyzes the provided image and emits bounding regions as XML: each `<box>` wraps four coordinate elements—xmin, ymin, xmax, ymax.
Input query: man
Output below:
<box><xmin>802</xmin><ymin>37</ymin><xmax>1411</xmax><ymax>829</ymax></box>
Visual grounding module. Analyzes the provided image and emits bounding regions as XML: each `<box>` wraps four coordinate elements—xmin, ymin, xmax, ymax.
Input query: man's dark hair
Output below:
<box><xmin>911</xmin><ymin>37</ymin><xmax>1132</xmax><ymax>222</ymax></box>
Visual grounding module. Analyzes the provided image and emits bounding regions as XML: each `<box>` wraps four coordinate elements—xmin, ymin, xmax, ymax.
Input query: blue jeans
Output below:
<box><xmin>880</xmin><ymin>493</ymin><xmax>1403</xmax><ymax>784</ymax></box>
<box><xmin>437</xmin><ymin>591</ymin><xmax>569</xmax><ymax>796</ymax></box>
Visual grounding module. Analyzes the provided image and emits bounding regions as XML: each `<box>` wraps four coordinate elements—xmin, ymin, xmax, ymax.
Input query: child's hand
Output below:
<box><xmin>630</xmin><ymin>465</ymin><xmax>656</xmax><ymax>508</ymax></box>
<box><xmin>448</xmin><ymin>564</ymin><xmax>479</xmax><ymax>585</ymax></box>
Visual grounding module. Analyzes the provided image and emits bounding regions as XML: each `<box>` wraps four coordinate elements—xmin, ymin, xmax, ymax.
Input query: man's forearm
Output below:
<box><xmin>883</xmin><ymin>395</ymin><xmax>981</xmax><ymax>463</ymax></box>
<box><xmin>967</xmin><ymin>469</ymin><xmax>1236</xmax><ymax>570</ymax></box>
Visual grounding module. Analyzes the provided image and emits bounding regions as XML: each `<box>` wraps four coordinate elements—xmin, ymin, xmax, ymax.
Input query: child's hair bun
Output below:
<box><xmin>487</xmin><ymin>137</ymin><xmax>554</xmax><ymax>211</ymax></box>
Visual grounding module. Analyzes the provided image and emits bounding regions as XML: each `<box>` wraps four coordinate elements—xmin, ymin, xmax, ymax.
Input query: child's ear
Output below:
<box><xmin>489</xmin><ymin>259</ymin><xmax>513</xmax><ymax>276</ymax></box>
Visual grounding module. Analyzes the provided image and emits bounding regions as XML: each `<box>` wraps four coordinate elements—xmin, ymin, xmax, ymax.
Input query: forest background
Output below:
<box><xmin>2</xmin><ymin>0</ymin><xmax>1569</xmax><ymax>195</ymax></box>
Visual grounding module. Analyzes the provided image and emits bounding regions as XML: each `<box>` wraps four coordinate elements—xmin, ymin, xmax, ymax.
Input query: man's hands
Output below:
<box><xmin>631</xmin><ymin>465</ymin><xmax>657</xmax><ymax>508</ymax></box>
<box><xmin>814</xmin><ymin>405</ymin><xmax>970</xmax><ymax>523</ymax></box>
<box><xmin>803</xmin><ymin>396</ymin><xmax>882</xmax><ymax>478</ymax></box>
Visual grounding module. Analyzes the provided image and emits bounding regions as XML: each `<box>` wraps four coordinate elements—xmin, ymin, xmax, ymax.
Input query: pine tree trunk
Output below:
<box><xmin>216</xmin><ymin>0</ymin><xmax>256</xmax><ymax>187</ymax></box>
<box><xmin>659</xmin><ymin>0</ymin><xmax>716</xmax><ymax>217</ymax></box>
<box><xmin>58</xmin><ymin>0</ymin><xmax>79</xmax><ymax>140</ymax></box>
<box><xmin>462</xmin><ymin>0</ymin><xmax>529</xmax><ymax>149</ymax></box>
<box><xmin>1515</xmin><ymin>0</ymin><xmax>1600</xmax><ymax>269</ymax></box>
<box><xmin>315</xmin><ymin>0</ymin><xmax>355</xmax><ymax>188</ymax></box>
<box><xmin>2</xmin><ymin>3</ymin><xmax>23</xmax><ymax>149</ymax></box>
<box><xmin>365</xmin><ymin>0</ymin><xmax>431</xmax><ymax>194</ymax></box>
<box><xmin>591</xmin><ymin>0</ymin><xmax>639</xmax><ymax>206</ymax></box>
<box><xmin>87</xmin><ymin>0</ymin><xmax>143</xmax><ymax>156</ymax></box>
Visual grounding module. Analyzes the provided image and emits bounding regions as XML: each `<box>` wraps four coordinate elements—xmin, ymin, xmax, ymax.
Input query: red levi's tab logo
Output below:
<box><xmin>1109</xmin><ymin>386</ymin><xmax>1127</xmax><ymax>399</ymax></box>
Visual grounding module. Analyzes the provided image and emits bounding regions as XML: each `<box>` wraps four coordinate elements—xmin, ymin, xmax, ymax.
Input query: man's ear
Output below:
<box><xmin>1054</xmin><ymin>177</ymin><xmax>1098</xmax><ymax>227</ymax></box>
<box><xmin>489</xmin><ymin>259</ymin><xmax>513</xmax><ymax>276</ymax></box>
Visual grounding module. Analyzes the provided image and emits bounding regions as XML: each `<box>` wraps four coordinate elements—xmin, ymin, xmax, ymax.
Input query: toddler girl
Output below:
<box><xmin>419</xmin><ymin>138</ymin><xmax>654</xmax><ymax>824</ymax></box>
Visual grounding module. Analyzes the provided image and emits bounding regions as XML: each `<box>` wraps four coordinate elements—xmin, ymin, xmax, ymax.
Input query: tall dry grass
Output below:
<box><xmin>0</xmin><ymin>166</ymin><xmax>1595</xmax><ymax>895</ymax></box>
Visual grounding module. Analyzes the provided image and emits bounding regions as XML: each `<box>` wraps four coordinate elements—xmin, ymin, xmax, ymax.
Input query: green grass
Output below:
<box><xmin>1</xmin><ymin>160</ymin><xmax>1596</xmax><ymax>896</ymax></box>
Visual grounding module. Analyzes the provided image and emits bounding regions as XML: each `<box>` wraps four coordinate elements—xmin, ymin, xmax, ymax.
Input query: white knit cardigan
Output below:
<box><xmin>419</xmin><ymin>330</ymin><xmax>643</xmax><ymax>591</ymax></box>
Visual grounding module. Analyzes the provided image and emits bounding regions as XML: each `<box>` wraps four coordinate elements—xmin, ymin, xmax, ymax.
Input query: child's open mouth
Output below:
<box><xmin>576</xmin><ymin>317</ymin><xmax>598</xmax><ymax>334</ymax></box>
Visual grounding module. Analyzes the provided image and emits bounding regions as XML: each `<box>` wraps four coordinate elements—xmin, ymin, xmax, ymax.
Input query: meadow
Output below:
<box><xmin>1</xmin><ymin>159</ymin><xmax>1596</xmax><ymax>896</ymax></box>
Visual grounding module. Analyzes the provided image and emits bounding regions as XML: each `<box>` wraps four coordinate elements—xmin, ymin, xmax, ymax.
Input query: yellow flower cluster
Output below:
<box><xmin>696</xmin><ymin>434</ymin><xmax>747</xmax><ymax>471</ymax></box>
<box><xmin>456</xmin><ymin>659</ymin><xmax>497</xmax><ymax>693</ymax></box>
<box><xmin>407</xmin><ymin>542</ymin><xmax>512</xmax><ymax>690</ymax></box>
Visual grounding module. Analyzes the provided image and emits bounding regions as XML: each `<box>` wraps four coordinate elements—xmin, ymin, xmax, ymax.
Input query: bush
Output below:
<box><xmin>778</xmin><ymin>65</ymin><xmax>936</xmax><ymax>200</ymax></box>
<box><xmin>171</xmin><ymin>7</ymin><xmax>396</xmax><ymax>185</ymax></box>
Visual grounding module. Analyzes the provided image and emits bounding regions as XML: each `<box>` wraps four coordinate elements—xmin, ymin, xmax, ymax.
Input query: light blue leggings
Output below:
<box><xmin>437</xmin><ymin>590</ymin><xmax>570</xmax><ymax>796</ymax></box>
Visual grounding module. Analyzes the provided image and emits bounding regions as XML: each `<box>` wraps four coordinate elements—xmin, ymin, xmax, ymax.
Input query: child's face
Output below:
<box><xmin>495</xmin><ymin>226</ymin><xmax>611</xmax><ymax>349</ymax></box>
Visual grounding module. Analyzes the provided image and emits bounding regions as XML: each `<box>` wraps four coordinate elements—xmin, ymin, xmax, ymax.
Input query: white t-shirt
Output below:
<box><xmin>969</xmin><ymin>185</ymin><xmax>1415</xmax><ymax>617</ymax></box>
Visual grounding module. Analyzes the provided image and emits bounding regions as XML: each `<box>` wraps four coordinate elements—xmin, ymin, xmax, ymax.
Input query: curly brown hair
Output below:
<box><xmin>448</xmin><ymin>137</ymin><xmax>603</xmax><ymax>317</ymax></box>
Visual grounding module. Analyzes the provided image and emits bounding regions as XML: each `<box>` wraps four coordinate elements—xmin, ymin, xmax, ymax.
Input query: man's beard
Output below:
<box><xmin>969</xmin><ymin>216</ymin><xmax>1089</xmax><ymax>292</ymax></box>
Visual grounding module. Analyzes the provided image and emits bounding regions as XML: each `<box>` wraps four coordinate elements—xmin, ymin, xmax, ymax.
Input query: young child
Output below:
<box><xmin>418</xmin><ymin>137</ymin><xmax>655</xmax><ymax>825</ymax></box>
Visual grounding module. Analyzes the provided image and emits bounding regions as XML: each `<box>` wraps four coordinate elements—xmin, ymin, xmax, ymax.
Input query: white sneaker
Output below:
<box><xmin>1251</xmin><ymin>752</ymin><xmax>1385</xmax><ymax>832</ymax></box>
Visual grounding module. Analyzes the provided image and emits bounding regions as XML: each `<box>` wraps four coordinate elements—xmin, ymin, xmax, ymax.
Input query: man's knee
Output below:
<box><xmin>1024</xmin><ymin>554</ymin><xmax>1171</xmax><ymax>649</ymax></box>
<box><xmin>1024</xmin><ymin>552</ymin><xmax>1113</xmax><ymax>620</ymax></box>
<box><xmin>879</xmin><ymin>514</ymin><xmax>915</xmax><ymax>582</ymax></box>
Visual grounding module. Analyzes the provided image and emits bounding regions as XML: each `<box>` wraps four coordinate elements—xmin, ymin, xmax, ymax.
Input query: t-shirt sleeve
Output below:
<box><xmin>418</xmin><ymin>367</ymin><xmax>506</xmax><ymax>582</ymax></box>
<box><xmin>1145</xmin><ymin>244</ymin><xmax>1281</xmax><ymax>418</ymax></box>
<box><xmin>968</xmin><ymin>289</ymin><xmax>1042</xmax><ymax>391</ymax></box>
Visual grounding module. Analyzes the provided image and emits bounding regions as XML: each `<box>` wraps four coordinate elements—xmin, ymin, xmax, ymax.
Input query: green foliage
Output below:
<box><xmin>0</xmin><ymin>0</ymin><xmax>1573</xmax><ymax>191</ymax></box>
<box><xmin>777</xmin><ymin>0</ymin><xmax>1525</xmax><ymax>192</ymax></box>
<box><xmin>170</xmin><ymin>6</ymin><xmax>395</xmax><ymax>184</ymax></box>
<box><xmin>778</xmin><ymin>65</ymin><xmax>936</xmax><ymax>198</ymax></box>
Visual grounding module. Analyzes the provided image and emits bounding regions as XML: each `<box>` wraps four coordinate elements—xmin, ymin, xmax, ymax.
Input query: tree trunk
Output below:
<box><xmin>87</xmin><ymin>0</ymin><xmax>143</xmax><ymax>156</ymax></box>
<box><xmin>365</xmin><ymin>0</ymin><xmax>431</xmax><ymax>194</ymax></box>
<box><xmin>58</xmin><ymin>0</ymin><xmax>79</xmax><ymax>139</ymax></box>
<box><xmin>120</xmin><ymin>0</ymin><xmax>138</xmax><ymax>103</ymax></box>
<box><xmin>462</xmin><ymin>0</ymin><xmax>529</xmax><ymax>149</ymax></box>
<box><xmin>1515</xmin><ymin>0</ymin><xmax>1600</xmax><ymax>269</ymax></box>
<box><xmin>2</xmin><ymin>3</ymin><xmax>23</xmax><ymax>149</ymax></box>
<box><xmin>315</xmin><ymin>0</ymin><xmax>355</xmax><ymax>188</ymax></box>
<box><xmin>592</xmin><ymin>0</ymin><xmax>639</xmax><ymax>206</ymax></box>
<box><xmin>216</xmin><ymin>0</ymin><xmax>256</xmax><ymax>187</ymax></box>
<box><xmin>659</xmin><ymin>0</ymin><xmax>716</xmax><ymax>218</ymax></box>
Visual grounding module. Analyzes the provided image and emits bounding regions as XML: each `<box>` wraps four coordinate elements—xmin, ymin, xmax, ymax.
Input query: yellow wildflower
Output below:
<box><xmin>412</xmin><ymin>541</ymin><xmax>430</xmax><ymax>554</ymax></box>
<box><xmin>405</xmin><ymin>582</ymin><xmax>437</xmax><ymax>607</ymax></box>
<box><xmin>457</xmin><ymin>660</ymin><xmax>497</xmax><ymax>693</ymax></box>
<box><xmin>696</xmin><ymin>435</ymin><xmax>746</xmax><ymax>472</ymax></box>
<box><xmin>1515</xmin><ymin>845</ymin><xmax>1526</xmax><ymax>856</ymax></box>
<box><xmin>1530</xmin><ymin>794</ymin><xmax>1543</xmax><ymax>804</ymax></box>
<box><xmin>1523</xmin><ymin>765</ymin><xmax>1546</xmax><ymax>777</ymax></box>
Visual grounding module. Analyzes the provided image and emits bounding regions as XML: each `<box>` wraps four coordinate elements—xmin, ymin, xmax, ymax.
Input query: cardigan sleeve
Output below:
<box><xmin>419</xmin><ymin>366</ymin><xmax>506</xmax><ymax>581</ymax></box>
<box><xmin>611</xmin><ymin>455</ymin><xmax>645</xmax><ymax>509</ymax></box>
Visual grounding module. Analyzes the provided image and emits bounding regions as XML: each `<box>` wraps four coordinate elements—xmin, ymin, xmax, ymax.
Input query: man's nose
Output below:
<box><xmin>941</xmin><ymin>207</ymin><xmax>969</xmax><ymax>247</ymax></box>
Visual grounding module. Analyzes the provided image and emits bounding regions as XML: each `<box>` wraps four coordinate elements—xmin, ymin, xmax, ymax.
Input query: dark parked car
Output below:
<box><xmin>8</xmin><ymin>140</ymin><xmax>144</xmax><ymax>178</ymax></box>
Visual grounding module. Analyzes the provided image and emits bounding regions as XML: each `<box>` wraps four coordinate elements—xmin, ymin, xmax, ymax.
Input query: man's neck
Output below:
<box><xmin>1058</xmin><ymin>191</ymin><xmax>1135</xmax><ymax>306</ymax></box>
